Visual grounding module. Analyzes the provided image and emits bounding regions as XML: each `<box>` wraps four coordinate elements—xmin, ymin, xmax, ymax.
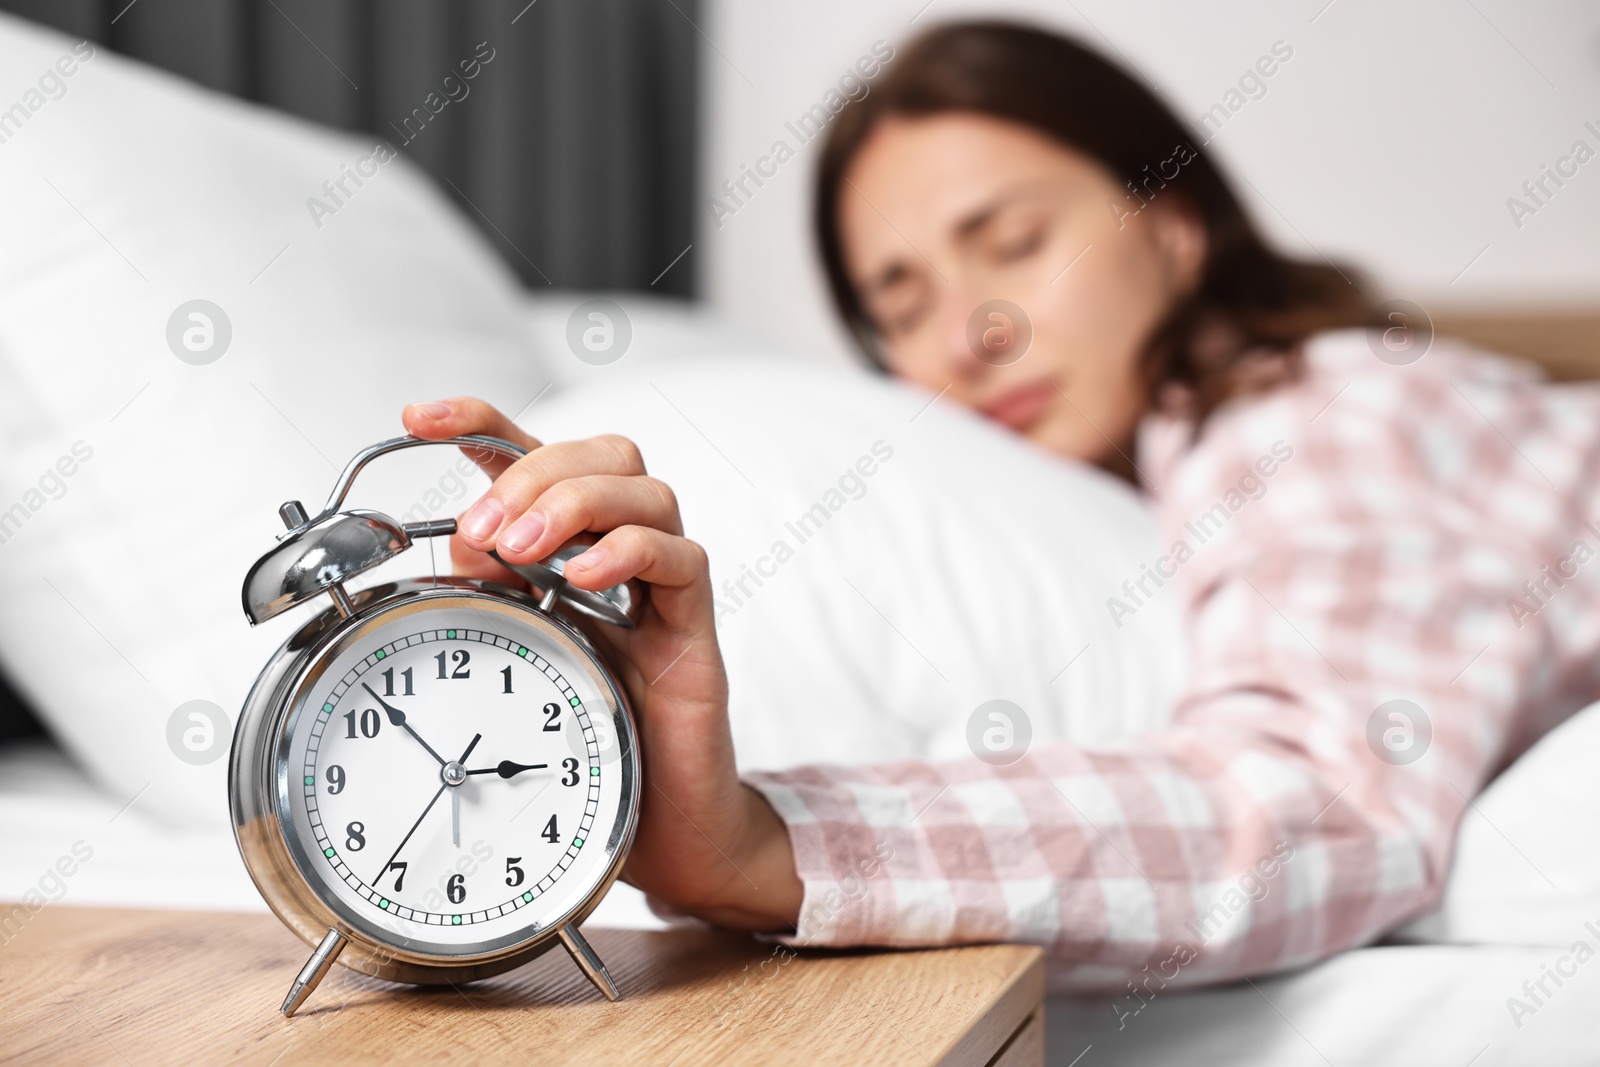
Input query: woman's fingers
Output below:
<box><xmin>565</xmin><ymin>525</ymin><xmax>706</xmax><ymax>591</ymax></box>
<box><xmin>494</xmin><ymin>475</ymin><xmax>683</xmax><ymax>564</ymax></box>
<box><xmin>401</xmin><ymin>396</ymin><xmax>544</xmax><ymax>478</ymax></box>
<box><xmin>565</xmin><ymin>525</ymin><xmax>714</xmax><ymax>633</ymax></box>
<box><xmin>455</xmin><ymin>435</ymin><xmax>649</xmax><ymax>552</ymax></box>
<box><xmin>447</xmin><ymin>532</ymin><xmax>530</xmax><ymax>589</ymax></box>
<box><xmin>400</xmin><ymin>401</ymin><xmax>689</xmax><ymax>610</ymax></box>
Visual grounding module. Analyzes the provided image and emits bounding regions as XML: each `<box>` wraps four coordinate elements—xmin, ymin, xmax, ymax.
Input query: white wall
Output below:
<box><xmin>698</xmin><ymin>0</ymin><xmax>1600</xmax><ymax>365</ymax></box>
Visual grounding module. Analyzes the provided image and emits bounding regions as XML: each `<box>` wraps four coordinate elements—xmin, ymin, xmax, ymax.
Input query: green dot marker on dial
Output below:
<box><xmin>447</xmin><ymin>630</ymin><xmax>456</xmax><ymax>639</ymax></box>
<box><xmin>569</xmin><ymin>696</ymin><xmax>581</xmax><ymax>707</ymax></box>
<box><xmin>304</xmin><ymin>776</ymin><xmax>314</xmax><ymax>786</ymax></box>
<box><xmin>574</xmin><ymin>838</ymin><xmax>584</xmax><ymax>848</ymax></box>
<box><xmin>522</xmin><ymin>891</ymin><xmax>533</xmax><ymax>903</ymax></box>
<box><xmin>324</xmin><ymin>847</ymin><xmax>335</xmax><ymax>858</ymax></box>
<box><xmin>379</xmin><ymin>899</ymin><xmax>388</xmax><ymax>909</ymax></box>
<box><xmin>375</xmin><ymin>649</ymin><xmax>386</xmax><ymax>660</ymax></box>
<box><xmin>452</xmin><ymin>915</ymin><xmax>462</xmax><ymax>925</ymax></box>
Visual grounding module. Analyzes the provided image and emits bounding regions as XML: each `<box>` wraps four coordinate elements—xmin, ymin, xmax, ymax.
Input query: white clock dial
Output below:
<box><xmin>277</xmin><ymin>601</ymin><xmax>628</xmax><ymax>954</ymax></box>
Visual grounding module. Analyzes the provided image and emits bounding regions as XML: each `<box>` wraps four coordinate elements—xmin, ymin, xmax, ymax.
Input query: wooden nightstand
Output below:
<box><xmin>0</xmin><ymin>906</ymin><xmax>1044</xmax><ymax>1065</ymax></box>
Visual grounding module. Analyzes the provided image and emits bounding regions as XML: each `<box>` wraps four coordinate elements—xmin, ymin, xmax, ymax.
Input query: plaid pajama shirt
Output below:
<box><xmin>743</xmin><ymin>329</ymin><xmax>1600</xmax><ymax>991</ymax></box>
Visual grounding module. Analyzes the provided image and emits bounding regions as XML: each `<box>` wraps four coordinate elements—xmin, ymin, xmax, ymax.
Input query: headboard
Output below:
<box><xmin>1433</xmin><ymin>310</ymin><xmax>1600</xmax><ymax>382</ymax></box>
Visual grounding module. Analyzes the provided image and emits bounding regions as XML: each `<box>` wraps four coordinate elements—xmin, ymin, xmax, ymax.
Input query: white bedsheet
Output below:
<box><xmin>3</xmin><ymin>740</ymin><xmax>1591</xmax><ymax>1066</ymax></box>
<box><xmin>1046</xmin><ymin>944</ymin><xmax>1597</xmax><ymax>1066</ymax></box>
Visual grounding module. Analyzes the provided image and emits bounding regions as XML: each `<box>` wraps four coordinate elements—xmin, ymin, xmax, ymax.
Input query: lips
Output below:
<box><xmin>978</xmin><ymin>379</ymin><xmax>1057</xmax><ymax>430</ymax></box>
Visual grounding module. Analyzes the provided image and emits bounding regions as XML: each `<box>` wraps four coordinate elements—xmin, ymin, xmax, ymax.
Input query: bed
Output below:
<box><xmin>4</xmin><ymin>292</ymin><xmax>1599</xmax><ymax>1066</ymax></box>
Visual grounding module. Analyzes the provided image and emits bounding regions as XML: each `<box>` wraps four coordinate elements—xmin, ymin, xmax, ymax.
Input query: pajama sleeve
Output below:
<box><xmin>744</xmin><ymin>339</ymin><xmax>1573</xmax><ymax>990</ymax></box>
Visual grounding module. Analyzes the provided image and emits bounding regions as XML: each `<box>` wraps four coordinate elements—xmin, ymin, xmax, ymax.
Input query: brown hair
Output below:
<box><xmin>815</xmin><ymin>21</ymin><xmax>1373</xmax><ymax>425</ymax></box>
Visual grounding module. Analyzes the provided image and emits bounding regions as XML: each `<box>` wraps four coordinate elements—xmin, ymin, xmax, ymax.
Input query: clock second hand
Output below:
<box><xmin>375</xmin><ymin>732</ymin><xmax>482</xmax><ymax>887</ymax></box>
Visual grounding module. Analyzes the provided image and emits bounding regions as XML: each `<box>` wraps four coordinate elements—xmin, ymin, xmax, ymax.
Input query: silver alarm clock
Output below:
<box><xmin>229</xmin><ymin>435</ymin><xmax>643</xmax><ymax>1016</ymax></box>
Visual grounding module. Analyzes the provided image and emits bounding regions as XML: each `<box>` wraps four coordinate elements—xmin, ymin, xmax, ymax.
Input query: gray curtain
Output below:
<box><xmin>0</xmin><ymin>0</ymin><xmax>700</xmax><ymax>296</ymax></box>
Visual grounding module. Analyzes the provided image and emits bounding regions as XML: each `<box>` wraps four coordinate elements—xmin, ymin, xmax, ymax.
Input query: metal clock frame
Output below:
<box><xmin>230</xmin><ymin>578</ymin><xmax>641</xmax><ymax>1010</ymax></box>
<box><xmin>227</xmin><ymin>435</ymin><xmax>645</xmax><ymax>1016</ymax></box>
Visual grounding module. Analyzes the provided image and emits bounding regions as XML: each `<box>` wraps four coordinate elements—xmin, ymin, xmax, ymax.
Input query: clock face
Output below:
<box><xmin>274</xmin><ymin>596</ymin><xmax>634</xmax><ymax>957</ymax></box>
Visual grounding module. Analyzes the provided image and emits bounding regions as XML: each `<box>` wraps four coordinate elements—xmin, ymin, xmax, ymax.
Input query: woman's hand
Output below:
<box><xmin>401</xmin><ymin>397</ymin><xmax>802</xmax><ymax>931</ymax></box>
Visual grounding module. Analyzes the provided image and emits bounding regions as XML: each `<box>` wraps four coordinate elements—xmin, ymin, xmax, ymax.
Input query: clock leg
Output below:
<box><xmin>280</xmin><ymin>927</ymin><xmax>347</xmax><ymax>1017</ymax></box>
<box><xmin>558</xmin><ymin>924</ymin><xmax>621</xmax><ymax>1002</ymax></box>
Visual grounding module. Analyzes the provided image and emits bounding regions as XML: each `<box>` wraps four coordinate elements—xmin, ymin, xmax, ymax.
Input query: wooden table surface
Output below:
<box><xmin>0</xmin><ymin>906</ymin><xmax>1045</xmax><ymax>1066</ymax></box>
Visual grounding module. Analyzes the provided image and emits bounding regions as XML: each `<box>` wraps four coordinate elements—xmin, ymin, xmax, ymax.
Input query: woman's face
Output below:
<box><xmin>836</xmin><ymin>112</ymin><xmax>1206</xmax><ymax>473</ymax></box>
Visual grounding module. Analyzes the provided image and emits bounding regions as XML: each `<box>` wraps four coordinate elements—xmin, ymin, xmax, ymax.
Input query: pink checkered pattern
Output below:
<box><xmin>745</xmin><ymin>329</ymin><xmax>1600</xmax><ymax>990</ymax></box>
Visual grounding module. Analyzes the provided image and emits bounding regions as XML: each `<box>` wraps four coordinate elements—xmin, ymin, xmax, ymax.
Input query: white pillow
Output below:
<box><xmin>1398</xmin><ymin>698</ymin><xmax>1600</xmax><ymax>946</ymax></box>
<box><xmin>0</xmin><ymin>14</ymin><xmax>549</xmax><ymax>823</ymax></box>
<box><xmin>525</xmin><ymin>356</ymin><xmax>1184</xmax><ymax>770</ymax></box>
<box><xmin>515</xmin><ymin>289</ymin><xmax>805</xmax><ymax>390</ymax></box>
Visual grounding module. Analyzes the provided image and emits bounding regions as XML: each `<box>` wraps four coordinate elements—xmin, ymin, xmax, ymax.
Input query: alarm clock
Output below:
<box><xmin>229</xmin><ymin>434</ymin><xmax>644</xmax><ymax>1016</ymax></box>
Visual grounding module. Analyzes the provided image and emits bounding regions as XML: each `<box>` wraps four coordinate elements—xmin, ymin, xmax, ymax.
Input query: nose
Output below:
<box><xmin>936</xmin><ymin>281</ymin><xmax>991</xmax><ymax>382</ymax></box>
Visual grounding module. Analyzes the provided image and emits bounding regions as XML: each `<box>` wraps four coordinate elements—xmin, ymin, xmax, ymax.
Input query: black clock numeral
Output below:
<box><xmin>561</xmin><ymin>758</ymin><xmax>579</xmax><ymax>787</ymax></box>
<box><xmin>542</xmin><ymin>814</ymin><xmax>560</xmax><ymax>844</ymax></box>
<box><xmin>345</xmin><ymin>821</ymin><xmax>366</xmax><ymax>851</ymax></box>
<box><xmin>344</xmin><ymin>708</ymin><xmax>380</xmax><ymax>739</ymax></box>
<box><xmin>326</xmin><ymin>765</ymin><xmax>346</xmax><ymax>794</ymax></box>
<box><xmin>542</xmin><ymin>702</ymin><xmax>561</xmax><ymax>732</ymax></box>
<box><xmin>505</xmin><ymin>857</ymin><xmax>524</xmax><ymax>887</ymax></box>
<box><xmin>447</xmin><ymin>873</ymin><xmax>466</xmax><ymax>904</ymax></box>
<box><xmin>385</xmin><ymin>861</ymin><xmax>407</xmax><ymax>892</ymax></box>
<box><xmin>435</xmin><ymin>649</ymin><xmax>471</xmax><ymax>679</ymax></box>
<box><xmin>501</xmin><ymin>666</ymin><xmax>513</xmax><ymax>694</ymax></box>
<box><xmin>381</xmin><ymin>666</ymin><xmax>414</xmax><ymax>697</ymax></box>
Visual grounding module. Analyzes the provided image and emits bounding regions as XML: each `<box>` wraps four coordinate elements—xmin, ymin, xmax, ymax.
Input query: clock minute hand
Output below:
<box><xmin>361</xmin><ymin>682</ymin><xmax>446</xmax><ymax>766</ymax></box>
<box><xmin>465</xmin><ymin>760</ymin><xmax>548</xmax><ymax>780</ymax></box>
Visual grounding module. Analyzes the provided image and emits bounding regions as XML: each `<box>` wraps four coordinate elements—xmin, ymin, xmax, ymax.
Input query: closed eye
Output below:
<box><xmin>990</xmin><ymin>224</ymin><xmax>1046</xmax><ymax>263</ymax></box>
<box><xmin>861</xmin><ymin>261</ymin><xmax>933</xmax><ymax>339</ymax></box>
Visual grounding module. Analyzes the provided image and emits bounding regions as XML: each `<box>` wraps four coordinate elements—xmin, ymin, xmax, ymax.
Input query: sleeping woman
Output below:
<box><xmin>399</xmin><ymin>21</ymin><xmax>1600</xmax><ymax>990</ymax></box>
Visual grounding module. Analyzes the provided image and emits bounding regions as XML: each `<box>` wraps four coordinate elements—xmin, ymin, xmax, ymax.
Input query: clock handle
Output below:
<box><xmin>313</xmin><ymin>434</ymin><xmax>530</xmax><ymax>526</ymax></box>
<box><xmin>559</xmin><ymin>924</ymin><xmax>622</xmax><ymax>1001</ymax></box>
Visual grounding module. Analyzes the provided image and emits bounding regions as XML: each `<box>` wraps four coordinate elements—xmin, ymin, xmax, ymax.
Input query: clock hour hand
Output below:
<box><xmin>466</xmin><ymin>760</ymin><xmax>549</xmax><ymax>779</ymax></box>
<box><xmin>361</xmin><ymin>682</ymin><xmax>446</xmax><ymax>766</ymax></box>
